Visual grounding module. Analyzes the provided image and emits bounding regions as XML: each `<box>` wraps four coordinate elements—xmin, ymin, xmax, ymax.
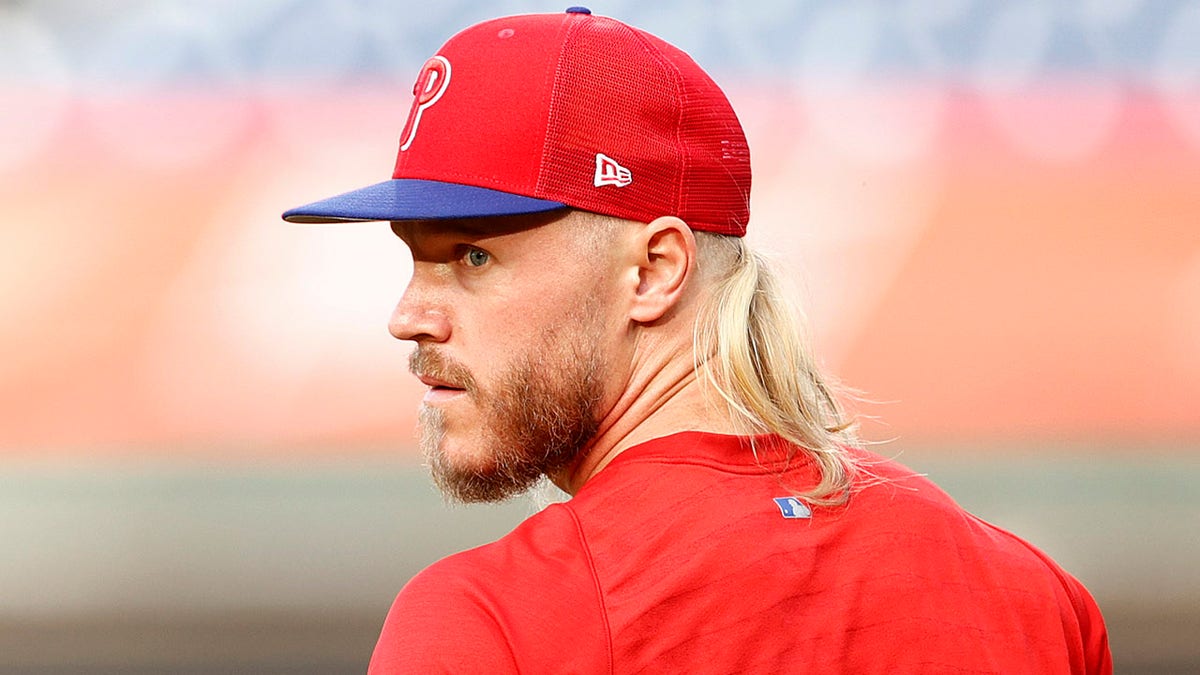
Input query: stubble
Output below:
<box><xmin>410</xmin><ymin>323</ymin><xmax>606</xmax><ymax>503</ymax></box>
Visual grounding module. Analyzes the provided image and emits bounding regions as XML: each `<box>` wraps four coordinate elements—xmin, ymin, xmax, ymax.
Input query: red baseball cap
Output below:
<box><xmin>282</xmin><ymin>7</ymin><xmax>751</xmax><ymax>236</ymax></box>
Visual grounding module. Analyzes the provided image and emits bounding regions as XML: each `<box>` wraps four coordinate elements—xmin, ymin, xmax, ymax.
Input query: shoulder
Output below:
<box><xmin>367</xmin><ymin>551</ymin><xmax>519</xmax><ymax>674</ymax></box>
<box><xmin>845</xmin><ymin>449</ymin><xmax>1112</xmax><ymax>671</ymax></box>
<box><xmin>983</xmin><ymin>521</ymin><xmax>1113</xmax><ymax>672</ymax></box>
<box><xmin>368</xmin><ymin>503</ymin><xmax>611</xmax><ymax>675</ymax></box>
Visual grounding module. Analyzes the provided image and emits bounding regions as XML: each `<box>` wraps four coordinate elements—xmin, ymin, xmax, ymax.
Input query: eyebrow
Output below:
<box><xmin>437</xmin><ymin>220</ymin><xmax>496</xmax><ymax>237</ymax></box>
<box><xmin>394</xmin><ymin>216</ymin><xmax>555</xmax><ymax>243</ymax></box>
<box><xmin>391</xmin><ymin>219</ymin><xmax>496</xmax><ymax>237</ymax></box>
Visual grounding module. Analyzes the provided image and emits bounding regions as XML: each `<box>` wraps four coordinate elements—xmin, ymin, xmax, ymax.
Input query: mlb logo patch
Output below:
<box><xmin>773</xmin><ymin>497</ymin><xmax>812</xmax><ymax>519</ymax></box>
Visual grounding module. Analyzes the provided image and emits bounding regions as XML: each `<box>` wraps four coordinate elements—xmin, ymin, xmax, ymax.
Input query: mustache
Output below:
<box><xmin>409</xmin><ymin>348</ymin><xmax>478</xmax><ymax>393</ymax></box>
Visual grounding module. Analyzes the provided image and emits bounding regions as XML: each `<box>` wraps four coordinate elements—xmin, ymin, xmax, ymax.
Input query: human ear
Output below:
<box><xmin>629</xmin><ymin>216</ymin><xmax>696</xmax><ymax>323</ymax></box>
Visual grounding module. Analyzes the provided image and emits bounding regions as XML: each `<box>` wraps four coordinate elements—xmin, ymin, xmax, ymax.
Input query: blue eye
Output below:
<box><xmin>465</xmin><ymin>248</ymin><xmax>490</xmax><ymax>267</ymax></box>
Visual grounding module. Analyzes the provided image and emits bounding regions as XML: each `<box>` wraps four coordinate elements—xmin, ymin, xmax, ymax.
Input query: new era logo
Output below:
<box><xmin>773</xmin><ymin>497</ymin><xmax>812</xmax><ymax>519</ymax></box>
<box><xmin>594</xmin><ymin>153</ymin><xmax>632</xmax><ymax>187</ymax></box>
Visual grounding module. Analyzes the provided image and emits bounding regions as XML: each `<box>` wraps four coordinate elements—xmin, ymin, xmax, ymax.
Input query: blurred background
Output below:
<box><xmin>1</xmin><ymin>0</ymin><xmax>1197</xmax><ymax>672</ymax></box>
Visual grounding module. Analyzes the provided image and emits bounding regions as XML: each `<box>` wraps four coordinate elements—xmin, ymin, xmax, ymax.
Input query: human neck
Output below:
<box><xmin>553</xmin><ymin>343</ymin><xmax>738</xmax><ymax>495</ymax></box>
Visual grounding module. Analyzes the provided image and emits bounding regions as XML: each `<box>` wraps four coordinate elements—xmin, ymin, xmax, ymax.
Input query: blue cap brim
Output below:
<box><xmin>282</xmin><ymin>179</ymin><xmax>568</xmax><ymax>224</ymax></box>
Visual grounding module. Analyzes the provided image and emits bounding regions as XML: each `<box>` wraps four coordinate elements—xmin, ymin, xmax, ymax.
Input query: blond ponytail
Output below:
<box><xmin>694</xmin><ymin>234</ymin><xmax>860</xmax><ymax>505</ymax></box>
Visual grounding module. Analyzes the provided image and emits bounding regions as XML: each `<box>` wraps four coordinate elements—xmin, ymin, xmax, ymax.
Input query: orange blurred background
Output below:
<box><xmin>3</xmin><ymin>86</ymin><xmax>1197</xmax><ymax>453</ymax></box>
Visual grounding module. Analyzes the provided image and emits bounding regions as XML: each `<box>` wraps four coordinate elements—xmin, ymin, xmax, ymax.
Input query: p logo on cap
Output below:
<box><xmin>400</xmin><ymin>56</ymin><xmax>452</xmax><ymax>152</ymax></box>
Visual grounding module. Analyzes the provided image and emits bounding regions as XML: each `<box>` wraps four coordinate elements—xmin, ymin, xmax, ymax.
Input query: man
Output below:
<box><xmin>284</xmin><ymin>8</ymin><xmax>1111</xmax><ymax>673</ymax></box>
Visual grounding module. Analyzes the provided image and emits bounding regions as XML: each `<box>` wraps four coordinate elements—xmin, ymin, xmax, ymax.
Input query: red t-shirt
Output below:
<box><xmin>369</xmin><ymin>432</ymin><xmax>1111</xmax><ymax>674</ymax></box>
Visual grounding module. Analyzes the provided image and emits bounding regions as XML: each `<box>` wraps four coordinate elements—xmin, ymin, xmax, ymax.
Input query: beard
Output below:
<box><xmin>408</xmin><ymin>329</ymin><xmax>606</xmax><ymax>503</ymax></box>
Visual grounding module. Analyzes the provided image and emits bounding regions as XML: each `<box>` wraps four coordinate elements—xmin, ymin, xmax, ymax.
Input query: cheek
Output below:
<box><xmin>485</xmin><ymin>287</ymin><xmax>597</xmax><ymax>339</ymax></box>
<box><xmin>462</xmin><ymin>267</ymin><xmax>622</xmax><ymax>365</ymax></box>
<box><xmin>454</xmin><ymin>306</ymin><xmax>549</xmax><ymax>391</ymax></box>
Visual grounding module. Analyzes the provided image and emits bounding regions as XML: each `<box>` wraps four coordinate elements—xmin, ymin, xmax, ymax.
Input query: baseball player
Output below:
<box><xmin>284</xmin><ymin>8</ymin><xmax>1112</xmax><ymax>674</ymax></box>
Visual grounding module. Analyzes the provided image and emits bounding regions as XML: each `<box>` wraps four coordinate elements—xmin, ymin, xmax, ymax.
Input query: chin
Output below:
<box><xmin>419</xmin><ymin>415</ymin><xmax>491</xmax><ymax>470</ymax></box>
<box><xmin>438</xmin><ymin>437</ymin><xmax>496</xmax><ymax>471</ymax></box>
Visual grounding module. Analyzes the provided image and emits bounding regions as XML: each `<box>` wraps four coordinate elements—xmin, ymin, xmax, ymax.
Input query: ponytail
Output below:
<box><xmin>693</xmin><ymin>235</ymin><xmax>860</xmax><ymax>505</ymax></box>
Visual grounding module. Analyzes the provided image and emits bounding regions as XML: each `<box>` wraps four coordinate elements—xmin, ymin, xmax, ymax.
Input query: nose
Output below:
<box><xmin>389</xmin><ymin>277</ymin><xmax>451</xmax><ymax>343</ymax></box>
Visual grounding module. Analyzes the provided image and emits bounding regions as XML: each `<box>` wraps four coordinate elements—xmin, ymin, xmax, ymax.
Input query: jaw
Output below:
<box><xmin>552</xmin><ymin>337</ymin><xmax>720</xmax><ymax>494</ymax></box>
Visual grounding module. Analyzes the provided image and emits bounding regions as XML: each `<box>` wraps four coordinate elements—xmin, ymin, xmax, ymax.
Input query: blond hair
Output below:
<box><xmin>694</xmin><ymin>233</ymin><xmax>860</xmax><ymax>506</ymax></box>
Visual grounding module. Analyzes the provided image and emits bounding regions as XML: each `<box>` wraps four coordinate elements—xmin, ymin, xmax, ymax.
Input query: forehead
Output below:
<box><xmin>389</xmin><ymin>210</ymin><xmax>576</xmax><ymax>244</ymax></box>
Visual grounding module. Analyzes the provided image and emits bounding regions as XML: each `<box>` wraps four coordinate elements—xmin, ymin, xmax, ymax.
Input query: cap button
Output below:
<box><xmin>565</xmin><ymin>6</ymin><xmax>591</xmax><ymax>14</ymax></box>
